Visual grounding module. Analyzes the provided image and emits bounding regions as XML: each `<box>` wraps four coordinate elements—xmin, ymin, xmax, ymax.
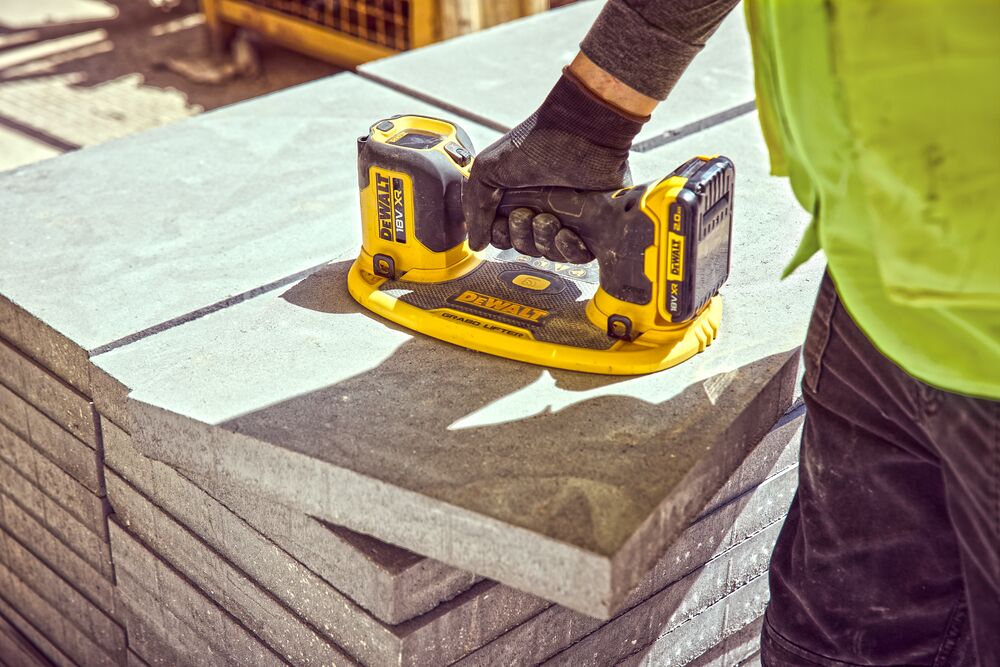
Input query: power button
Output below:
<box><xmin>444</xmin><ymin>142</ymin><xmax>473</xmax><ymax>167</ymax></box>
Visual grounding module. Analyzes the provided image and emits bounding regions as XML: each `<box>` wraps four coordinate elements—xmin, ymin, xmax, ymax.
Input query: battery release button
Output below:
<box><xmin>375</xmin><ymin>120</ymin><xmax>394</xmax><ymax>132</ymax></box>
<box><xmin>444</xmin><ymin>142</ymin><xmax>473</xmax><ymax>167</ymax></box>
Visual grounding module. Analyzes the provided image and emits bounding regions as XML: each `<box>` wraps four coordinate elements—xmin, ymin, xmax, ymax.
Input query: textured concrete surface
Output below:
<box><xmin>110</xmin><ymin>519</ymin><xmax>296</xmax><ymax>667</ymax></box>
<box><xmin>0</xmin><ymin>524</ymin><xmax>124</xmax><ymax>660</ymax></box>
<box><xmin>0</xmin><ymin>610</ymin><xmax>55</xmax><ymax>667</ymax></box>
<box><xmin>359</xmin><ymin>0</ymin><xmax>755</xmax><ymax>148</ymax></box>
<box><xmin>701</xmin><ymin>405</ymin><xmax>801</xmax><ymax>515</ymax></box>
<box><xmin>103</xmin><ymin>415</ymin><xmax>477</xmax><ymax>626</ymax></box>
<box><xmin>0</xmin><ymin>73</ymin><xmax>498</xmax><ymax>413</ymax></box>
<box><xmin>128</xmin><ymin>648</ymin><xmax>150</xmax><ymax>667</ymax></box>
<box><xmin>95</xmin><ymin>111</ymin><xmax>818</xmax><ymax>616</ymax></box>
<box><xmin>107</xmin><ymin>467</ymin><xmax>545</xmax><ymax>666</ymax></box>
<box><xmin>687</xmin><ymin>617</ymin><xmax>763</xmax><ymax>667</ymax></box>
<box><xmin>455</xmin><ymin>458</ymin><xmax>792</xmax><ymax>667</ymax></box>
<box><xmin>0</xmin><ymin>492</ymin><xmax>114</xmax><ymax>614</ymax></box>
<box><xmin>0</xmin><ymin>458</ymin><xmax>113</xmax><ymax>578</ymax></box>
<box><xmin>0</xmin><ymin>381</ymin><xmax>102</xmax><ymax>493</ymax></box>
<box><xmin>183</xmin><ymin>466</ymin><xmax>481</xmax><ymax>625</ymax></box>
<box><xmin>544</xmin><ymin>520</ymin><xmax>778</xmax><ymax>666</ymax></box>
<box><xmin>619</xmin><ymin>610</ymin><xmax>763</xmax><ymax>667</ymax></box>
<box><xmin>0</xmin><ymin>591</ymin><xmax>76</xmax><ymax>667</ymax></box>
<box><xmin>0</xmin><ymin>559</ymin><xmax>118</xmax><ymax>667</ymax></box>
<box><xmin>0</xmin><ymin>416</ymin><xmax>106</xmax><ymax>532</ymax></box>
<box><xmin>613</xmin><ymin>572</ymin><xmax>768</xmax><ymax>667</ymax></box>
<box><xmin>109</xmin><ymin>477</ymin><xmax>350</xmax><ymax>666</ymax></box>
<box><xmin>0</xmin><ymin>338</ymin><xmax>97</xmax><ymax>449</ymax></box>
<box><xmin>118</xmin><ymin>599</ymin><xmax>231</xmax><ymax>667</ymax></box>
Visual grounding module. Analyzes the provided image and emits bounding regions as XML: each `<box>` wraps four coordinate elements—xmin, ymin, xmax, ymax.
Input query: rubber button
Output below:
<box><xmin>512</xmin><ymin>274</ymin><xmax>551</xmax><ymax>291</ymax></box>
<box><xmin>376</xmin><ymin>120</ymin><xmax>395</xmax><ymax>132</ymax></box>
<box><xmin>500</xmin><ymin>269</ymin><xmax>565</xmax><ymax>295</ymax></box>
<box><xmin>444</xmin><ymin>141</ymin><xmax>473</xmax><ymax>166</ymax></box>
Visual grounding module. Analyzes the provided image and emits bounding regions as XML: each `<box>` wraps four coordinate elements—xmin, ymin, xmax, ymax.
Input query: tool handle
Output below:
<box><xmin>498</xmin><ymin>185</ymin><xmax>656</xmax><ymax>305</ymax></box>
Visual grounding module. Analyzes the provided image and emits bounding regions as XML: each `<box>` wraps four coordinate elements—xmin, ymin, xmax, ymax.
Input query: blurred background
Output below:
<box><xmin>0</xmin><ymin>0</ymin><xmax>578</xmax><ymax>172</ymax></box>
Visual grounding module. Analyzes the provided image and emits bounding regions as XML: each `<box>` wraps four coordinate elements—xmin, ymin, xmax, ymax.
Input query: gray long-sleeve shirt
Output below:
<box><xmin>580</xmin><ymin>0</ymin><xmax>741</xmax><ymax>100</ymax></box>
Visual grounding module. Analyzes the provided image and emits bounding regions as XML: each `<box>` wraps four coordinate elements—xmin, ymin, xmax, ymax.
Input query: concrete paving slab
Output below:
<box><xmin>634</xmin><ymin>614</ymin><xmax>762</xmax><ymax>667</ymax></box>
<box><xmin>700</xmin><ymin>406</ymin><xmax>801</xmax><ymax>518</ymax></box>
<box><xmin>96</xmin><ymin>110</ymin><xmax>818</xmax><ymax>617</ymax></box>
<box><xmin>111</xmin><ymin>476</ymin><xmax>345</xmax><ymax>666</ymax></box>
<box><xmin>720</xmin><ymin>580</ymin><xmax>768</xmax><ymax>651</ymax></box>
<box><xmin>0</xmin><ymin>492</ymin><xmax>114</xmax><ymax>615</ymax></box>
<box><xmin>107</xmin><ymin>469</ymin><xmax>544</xmax><ymax>666</ymax></box>
<box><xmin>102</xmin><ymin>415</ymin><xmax>478</xmax><ymax>626</ymax></box>
<box><xmin>0</xmin><ymin>610</ymin><xmax>56</xmax><ymax>667</ymax></box>
<box><xmin>359</xmin><ymin>1</ymin><xmax>755</xmax><ymax>149</ymax></box>
<box><xmin>0</xmin><ymin>417</ymin><xmax>106</xmax><ymax>532</ymax></box>
<box><xmin>0</xmin><ymin>338</ymin><xmax>97</xmax><ymax>448</ymax></box>
<box><xmin>0</xmin><ymin>559</ymin><xmax>117</xmax><ymax>667</ymax></box>
<box><xmin>615</xmin><ymin>573</ymin><xmax>768</xmax><ymax>667</ymax></box>
<box><xmin>110</xmin><ymin>521</ymin><xmax>297</xmax><ymax>667</ymax></box>
<box><xmin>118</xmin><ymin>610</ymin><xmax>232</xmax><ymax>667</ymax></box>
<box><xmin>0</xmin><ymin>382</ymin><xmax>103</xmax><ymax>493</ymax></box>
<box><xmin>0</xmin><ymin>595</ymin><xmax>75</xmax><ymax>667</ymax></box>
<box><xmin>0</xmin><ymin>303</ymin><xmax>91</xmax><ymax>407</ymax></box>
<box><xmin>0</xmin><ymin>124</ymin><xmax>62</xmax><ymax>173</ymax></box>
<box><xmin>542</xmin><ymin>521</ymin><xmax>778</xmax><ymax>667</ymax></box>
<box><xmin>619</xmin><ymin>462</ymin><xmax>794</xmax><ymax>619</ymax></box>
<box><xmin>0</xmin><ymin>459</ymin><xmax>113</xmax><ymax>578</ymax></box>
<box><xmin>0</xmin><ymin>73</ymin><xmax>499</xmax><ymax>410</ymax></box>
<box><xmin>117</xmin><ymin>604</ymin><xmax>232</xmax><ymax>667</ymax></box>
<box><xmin>724</xmin><ymin>462</ymin><xmax>797</xmax><ymax>552</ymax></box>
<box><xmin>190</xmin><ymin>470</ymin><xmax>481</xmax><ymax>626</ymax></box>
<box><xmin>0</xmin><ymin>524</ymin><xmax>124</xmax><ymax>661</ymax></box>
<box><xmin>454</xmin><ymin>496</ymin><xmax>772</xmax><ymax>667</ymax></box>
<box><xmin>128</xmin><ymin>649</ymin><xmax>150</xmax><ymax>667</ymax></box>
<box><xmin>113</xmin><ymin>318</ymin><xmax>793</xmax><ymax>619</ymax></box>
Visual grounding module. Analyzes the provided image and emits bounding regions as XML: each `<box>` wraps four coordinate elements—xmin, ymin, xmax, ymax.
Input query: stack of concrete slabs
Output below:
<box><xmin>0</xmin><ymin>6</ymin><xmax>821</xmax><ymax>660</ymax></box>
<box><xmin>102</xmin><ymin>398</ymin><xmax>800</xmax><ymax>665</ymax></box>
<box><xmin>0</xmin><ymin>335</ymin><xmax>122</xmax><ymax>665</ymax></box>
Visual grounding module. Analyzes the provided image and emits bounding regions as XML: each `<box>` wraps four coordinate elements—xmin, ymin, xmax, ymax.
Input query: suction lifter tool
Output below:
<box><xmin>348</xmin><ymin>114</ymin><xmax>734</xmax><ymax>375</ymax></box>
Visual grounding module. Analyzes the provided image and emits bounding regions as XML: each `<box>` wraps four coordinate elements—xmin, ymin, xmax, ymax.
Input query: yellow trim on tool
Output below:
<box><xmin>348</xmin><ymin>259</ymin><xmax>722</xmax><ymax>375</ymax></box>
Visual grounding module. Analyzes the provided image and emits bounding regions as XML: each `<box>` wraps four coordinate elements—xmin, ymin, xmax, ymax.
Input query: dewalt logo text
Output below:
<box><xmin>667</xmin><ymin>232</ymin><xmax>685</xmax><ymax>281</ymax></box>
<box><xmin>375</xmin><ymin>170</ymin><xmax>407</xmax><ymax>243</ymax></box>
<box><xmin>452</xmin><ymin>290</ymin><xmax>549</xmax><ymax>324</ymax></box>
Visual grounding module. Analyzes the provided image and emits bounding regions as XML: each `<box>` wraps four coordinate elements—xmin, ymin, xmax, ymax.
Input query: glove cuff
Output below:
<box><xmin>517</xmin><ymin>68</ymin><xmax>647</xmax><ymax>153</ymax></box>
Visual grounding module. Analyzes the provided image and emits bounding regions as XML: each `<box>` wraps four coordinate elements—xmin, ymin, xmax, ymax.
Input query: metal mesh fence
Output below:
<box><xmin>244</xmin><ymin>0</ymin><xmax>413</xmax><ymax>49</ymax></box>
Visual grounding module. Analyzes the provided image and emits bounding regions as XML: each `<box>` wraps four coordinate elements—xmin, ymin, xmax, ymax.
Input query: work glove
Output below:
<box><xmin>463</xmin><ymin>67</ymin><xmax>648</xmax><ymax>263</ymax></box>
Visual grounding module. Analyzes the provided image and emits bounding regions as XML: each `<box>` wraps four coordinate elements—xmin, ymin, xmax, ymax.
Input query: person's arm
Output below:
<box><xmin>463</xmin><ymin>0</ymin><xmax>740</xmax><ymax>262</ymax></box>
<box><xmin>580</xmin><ymin>0</ymin><xmax>739</xmax><ymax>101</ymax></box>
<box><xmin>566</xmin><ymin>51</ymin><xmax>658</xmax><ymax>117</ymax></box>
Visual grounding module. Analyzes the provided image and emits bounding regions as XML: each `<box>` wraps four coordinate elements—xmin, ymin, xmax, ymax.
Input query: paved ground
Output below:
<box><xmin>0</xmin><ymin>0</ymin><xmax>340</xmax><ymax>172</ymax></box>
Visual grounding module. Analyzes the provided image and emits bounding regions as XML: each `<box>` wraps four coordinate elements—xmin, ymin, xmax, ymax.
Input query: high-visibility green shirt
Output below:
<box><xmin>745</xmin><ymin>0</ymin><xmax>1000</xmax><ymax>399</ymax></box>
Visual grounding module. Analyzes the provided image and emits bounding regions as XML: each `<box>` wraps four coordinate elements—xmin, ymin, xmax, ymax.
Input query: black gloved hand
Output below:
<box><xmin>463</xmin><ymin>67</ymin><xmax>647</xmax><ymax>263</ymax></box>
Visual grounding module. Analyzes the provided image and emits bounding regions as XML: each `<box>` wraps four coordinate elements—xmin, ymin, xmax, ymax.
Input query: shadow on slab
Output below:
<box><xmin>222</xmin><ymin>259</ymin><xmax>799</xmax><ymax>564</ymax></box>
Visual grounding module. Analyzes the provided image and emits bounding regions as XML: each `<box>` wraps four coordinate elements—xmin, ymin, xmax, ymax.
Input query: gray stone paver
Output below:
<box><xmin>0</xmin><ymin>72</ymin><xmax>498</xmax><ymax>412</ymax></box>
<box><xmin>0</xmin><ymin>524</ymin><xmax>124</xmax><ymax>659</ymax></box>
<box><xmin>101</xmin><ymin>413</ymin><xmax>479</xmax><ymax>626</ymax></box>
<box><xmin>0</xmin><ymin>575</ymin><xmax>83</xmax><ymax>667</ymax></box>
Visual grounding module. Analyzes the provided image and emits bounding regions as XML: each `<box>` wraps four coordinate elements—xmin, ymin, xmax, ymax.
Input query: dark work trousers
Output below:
<box><xmin>761</xmin><ymin>272</ymin><xmax>999</xmax><ymax>666</ymax></box>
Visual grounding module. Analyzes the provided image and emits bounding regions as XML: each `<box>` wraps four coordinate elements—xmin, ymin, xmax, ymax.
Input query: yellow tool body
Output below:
<box><xmin>349</xmin><ymin>115</ymin><xmax>734</xmax><ymax>375</ymax></box>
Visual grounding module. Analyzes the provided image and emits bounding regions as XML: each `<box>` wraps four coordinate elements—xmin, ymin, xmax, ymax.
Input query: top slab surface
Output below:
<box><xmin>93</xmin><ymin>113</ymin><xmax>823</xmax><ymax>618</ymax></box>
<box><xmin>359</xmin><ymin>1</ymin><xmax>755</xmax><ymax>147</ymax></box>
<box><xmin>0</xmin><ymin>73</ymin><xmax>499</xmax><ymax>357</ymax></box>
